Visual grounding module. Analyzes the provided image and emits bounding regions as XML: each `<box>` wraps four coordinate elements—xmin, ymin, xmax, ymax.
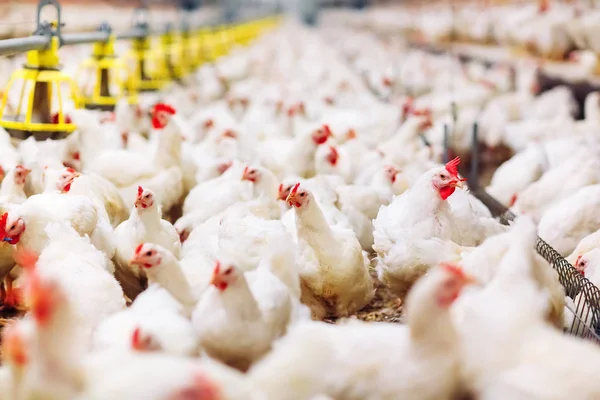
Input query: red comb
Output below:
<box><xmin>445</xmin><ymin>157</ymin><xmax>461</xmax><ymax>178</ymax></box>
<box><xmin>213</xmin><ymin>260</ymin><xmax>221</xmax><ymax>274</ymax></box>
<box><xmin>12</xmin><ymin>247</ymin><xmax>38</xmax><ymax>271</ymax></box>
<box><xmin>0</xmin><ymin>212</ymin><xmax>8</xmax><ymax>241</ymax></box>
<box><xmin>278</xmin><ymin>183</ymin><xmax>283</xmax><ymax>193</ymax></box>
<box><xmin>290</xmin><ymin>182</ymin><xmax>300</xmax><ymax>196</ymax></box>
<box><xmin>509</xmin><ymin>194</ymin><xmax>517</xmax><ymax>207</ymax></box>
<box><xmin>440</xmin><ymin>263</ymin><xmax>467</xmax><ymax>279</ymax></box>
<box><xmin>153</xmin><ymin>103</ymin><xmax>176</xmax><ymax>116</ymax></box>
<box><xmin>575</xmin><ymin>255</ymin><xmax>582</xmax><ymax>267</ymax></box>
<box><xmin>131</xmin><ymin>326</ymin><xmax>142</xmax><ymax>350</ymax></box>
<box><xmin>243</xmin><ymin>166</ymin><xmax>249</xmax><ymax>176</ymax></box>
<box><xmin>137</xmin><ymin>186</ymin><xmax>144</xmax><ymax>197</ymax></box>
<box><xmin>329</xmin><ymin>146</ymin><xmax>338</xmax><ymax>156</ymax></box>
<box><xmin>322</xmin><ymin>125</ymin><xmax>332</xmax><ymax>136</ymax></box>
<box><xmin>66</xmin><ymin>167</ymin><xmax>76</xmax><ymax>174</ymax></box>
<box><xmin>135</xmin><ymin>243</ymin><xmax>144</xmax><ymax>255</ymax></box>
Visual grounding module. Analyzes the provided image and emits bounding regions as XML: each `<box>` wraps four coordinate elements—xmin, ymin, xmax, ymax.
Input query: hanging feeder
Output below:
<box><xmin>180</xmin><ymin>14</ymin><xmax>200</xmax><ymax>72</ymax></box>
<box><xmin>0</xmin><ymin>0</ymin><xmax>80</xmax><ymax>140</ymax></box>
<box><xmin>122</xmin><ymin>7</ymin><xmax>168</xmax><ymax>93</ymax></box>
<box><xmin>76</xmin><ymin>23</ymin><xmax>137</xmax><ymax>111</ymax></box>
<box><xmin>159</xmin><ymin>23</ymin><xmax>189</xmax><ymax>82</ymax></box>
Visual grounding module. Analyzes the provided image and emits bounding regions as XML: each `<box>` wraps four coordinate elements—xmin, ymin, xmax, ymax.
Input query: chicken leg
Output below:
<box><xmin>0</xmin><ymin>275</ymin><xmax>21</xmax><ymax>311</ymax></box>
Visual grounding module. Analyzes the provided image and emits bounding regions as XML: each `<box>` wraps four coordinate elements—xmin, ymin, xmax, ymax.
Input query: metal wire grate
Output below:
<box><xmin>341</xmin><ymin>36</ymin><xmax>600</xmax><ymax>342</ymax></box>
<box><xmin>472</xmin><ymin>188</ymin><xmax>600</xmax><ymax>342</ymax></box>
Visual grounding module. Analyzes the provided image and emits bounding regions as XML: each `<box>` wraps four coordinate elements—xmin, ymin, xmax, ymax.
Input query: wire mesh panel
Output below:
<box><xmin>473</xmin><ymin>189</ymin><xmax>600</xmax><ymax>342</ymax></box>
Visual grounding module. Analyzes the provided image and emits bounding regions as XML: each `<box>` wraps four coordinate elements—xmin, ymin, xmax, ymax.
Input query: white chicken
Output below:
<box><xmin>286</xmin><ymin>182</ymin><xmax>374</xmax><ymax>319</ymax></box>
<box><xmin>113</xmin><ymin>186</ymin><xmax>181</xmax><ymax>300</ymax></box>
<box><xmin>191</xmin><ymin>260</ymin><xmax>292</xmax><ymax>371</ymax></box>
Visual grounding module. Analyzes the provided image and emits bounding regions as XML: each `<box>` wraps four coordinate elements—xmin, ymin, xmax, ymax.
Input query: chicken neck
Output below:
<box><xmin>288</xmin><ymin>133</ymin><xmax>318</xmax><ymax>178</ymax></box>
<box><xmin>405</xmin><ymin>279</ymin><xmax>458</xmax><ymax>351</ymax></box>
<box><xmin>406</xmin><ymin>172</ymin><xmax>451</xmax><ymax>222</ymax></box>
<box><xmin>33</xmin><ymin>299</ymin><xmax>85</xmax><ymax>395</ymax></box>
<box><xmin>151</xmin><ymin>120</ymin><xmax>182</xmax><ymax>169</ymax></box>
<box><xmin>294</xmin><ymin>198</ymin><xmax>337</xmax><ymax>253</ymax></box>
<box><xmin>146</xmin><ymin>250</ymin><xmax>197</xmax><ymax>312</ymax></box>
<box><xmin>131</xmin><ymin>203</ymin><xmax>163</xmax><ymax>233</ymax></box>
<box><xmin>218</xmin><ymin>275</ymin><xmax>262</xmax><ymax>321</ymax></box>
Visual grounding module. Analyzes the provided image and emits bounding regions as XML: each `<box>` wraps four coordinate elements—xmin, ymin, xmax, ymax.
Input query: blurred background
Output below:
<box><xmin>0</xmin><ymin>0</ymin><xmax>395</xmax><ymax>39</ymax></box>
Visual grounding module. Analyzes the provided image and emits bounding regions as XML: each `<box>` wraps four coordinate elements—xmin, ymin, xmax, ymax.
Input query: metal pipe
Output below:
<box><xmin>117</xmin><ymin>27</ymin><xmax>151</xmax><ymax>40</ymax></box>
<box><xmin>443</xmin><ymin>123</ymin><xmax>450</xmax><ymax>164</ymax></box>
<box><xmin>470</xmin><ymin>121</ymin><xmax>479</xmax><ymax>188</ymax></box>
<box><xmin>0</xmin><ymin>35</ymin><xmax>50</xmax><ymax>57</ymax></box>
<box><xmin>62</xmin><ymin>31</ymin><xmax>111</xmax><ymax>46</ymax></box>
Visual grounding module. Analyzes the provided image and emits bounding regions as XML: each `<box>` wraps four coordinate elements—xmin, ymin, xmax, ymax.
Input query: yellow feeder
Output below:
<box><xmin>199</xmin><ymin>28</ymin><xmax>219</xmax><ymax>63</ymax></box>
<box><xmin>159</xmin><ymin>24</ymin><xmax>189</xmax><ymax>81</ymax></box>
<box><xmin>0</xmin><ymin>0</ymin><xmax>79</xmax><ymax>140</ymax></box>
<box><xmin>180</xmin><ymin>18</ymin><xmax>200</xmax><ymax>72</ymax></box>
<box><xmin>76</xmin><ymin>25</ymin><xmax>137</xmax><ymax>111</ymax></box>
<box><xmin>123</xmin><ymin>9</ymin><xmax>168</xmax><ymax>93</ymax></box>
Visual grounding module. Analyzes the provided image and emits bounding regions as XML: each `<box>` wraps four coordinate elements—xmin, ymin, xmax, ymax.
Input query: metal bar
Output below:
<box><xmin>443</xmin><ymin>123</ymin><xmax>450</xmax><ymax>164</ymax></box>
<box><xmin>470</xmin><ymin>121</ymin><xmax>479</xmax><ymax>187</ymax></box>
<box><xmin>116</xmin><ymin>27</ymin><xmax>151</xmax><ymax>40</ymax></box>
<box><xmin>62</xmin><ymin>31</ymin><xmax>111</xmax><ymax>46</ymax></box>
<box><xmin>0</xmin><ymin>35</ymin><xmax>50</xmax><ymax>57</ymax></box>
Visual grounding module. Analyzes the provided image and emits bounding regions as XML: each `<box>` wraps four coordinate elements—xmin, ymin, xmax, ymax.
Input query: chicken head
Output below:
<box><xmin>131</xmin><ymin>326</ymin><xmax>161</xmax><ymax>352</ymax></box>
<box><xmin>56</xmin><ymin>167</ymin><xmax>81</xmax><ymax>193</ymax></box>
<box><xmin>573</xmin><ymin>249</ymin><xmax>600</xmax><ymax>277</ymax></box>
<box><xmin>241</xmin><ymin>166</ymin><xmax>260</xmax><ymax>183</ymax></box>
<box><xmin>435</xmin><ymin>263</ymin><xmax>477</xmax><ymax>308</ymax></box>
<box><xmin>384</xmin><ymin>165</ymin><xmax>399</xmax><ymax>184</ymax></box>
<box><xmin>311</xmin><ymin>125</ymin><xmax>332</xmax><ymax>145</ymax></box>
<box><xmin>574</xmin><ymin>255</ymin><xmax>586</xmax><ymax>275</ymax></box>
<box><xmin>286</xmin><ymin>183</ymin><xmax>311</xmax><ymax>208</ymax></box>
<box><xmin>432</xmin><ymin>157</ymin><xmax>467</xmax><ymax>200</ymax></box>
<box><xmin>278</xmin><ymin>183</ymin><xmax>294</xmax><ymax>201</ymax></box>
<box><xmin>210</xmin><ymin>261</ymin><xmax>239</xmax><ymax>291</ymax></box>
<box><xmin>130</xmin><ymin>243</ymin><xmax>162</xmax><ymax>269</ymax></box>
<box><xmin>13</xmin><ymin>165</ymin><xmax>31</xmax><ymax>186</ymax></box>
<box><xmin>135</xmin><ymin>186</ymin><xmax>155</xmax><ymax>209</ymax></box>
<box><xmin>217</xmin><ymin>161</ymin><xmax>233</xmax><ymax>176</ymax></box>
<box><xmin>151</xmin><ymin>103</ymin><xmax>176</xmax><ymax>130</ymax></box>
<box><xmin>0</xmin><ymin>212</ymin><xmax>25</xmax><ymax>245</ymax></box>
<box><xmin>325</xmin><ymin>146</ymin><xmax>339</xmax><ymax>166</ymax></box>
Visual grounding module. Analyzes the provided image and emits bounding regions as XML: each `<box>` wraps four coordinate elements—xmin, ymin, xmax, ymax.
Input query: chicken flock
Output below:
<box><xmin>0</xmin><ymin>13</ymin><xmax>600</xmax><ymax>400</ymax></box>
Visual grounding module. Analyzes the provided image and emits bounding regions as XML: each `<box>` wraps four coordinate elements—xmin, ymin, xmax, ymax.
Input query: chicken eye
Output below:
<box><xmin>224</xmin><ymin>268</ymin><xmax>233</xmax><ymax>275</ymax></box>
<box><xmin>440</xmin><ymin>174</ymin><xmax>447</xmax><ymax>179</ymax></box>
<box><xmin>9</xmin><ymin>224</ymin><xmax>15</xmax><ymax>230</ymax></box>
<box><xmin>300</xmin><ymin>193</ymin><xmax>306</xmax><ymax>197</ymax></box>
<box><xmin>145</xmin><ymin>251</ymin><xmax>152</xmax><ymax>256</ymax></box>
<box><xmin>144</xmin><ymin>194</ymin><xmax>150</xmax><ymax>199</ymax></box>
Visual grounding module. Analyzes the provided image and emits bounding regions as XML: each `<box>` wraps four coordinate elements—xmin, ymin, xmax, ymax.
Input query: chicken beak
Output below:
<box><xmin>451</xmin><ymin>178</ymin><xmax>466</xmax><ymax>190</ymax></box>
<box><xmin>285</xmin><ymin>192</ymin><xmax>295</xmax><ymax>205</ymax></box>
<box><xmin>209</xmin><ymin>272</ymin><xmax>221</xmax><ymax>287</ymax></box>
<box><xmin>129</xmin><ymin>256</ymin><xmax>142</xmax><ymax>267</ymax></box>
<box><xmin>462</xmin><ymin>273</ymin><xmax>478</xmax><ymax>286</ymax></box>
